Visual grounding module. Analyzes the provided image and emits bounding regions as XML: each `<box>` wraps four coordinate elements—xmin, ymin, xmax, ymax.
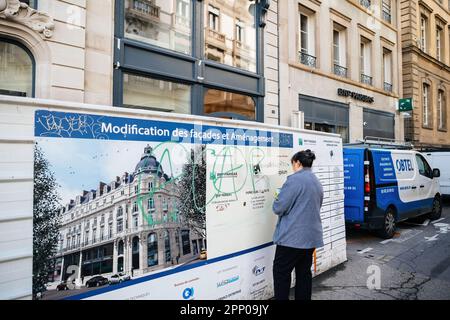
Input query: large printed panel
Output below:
<box><xmin>32</xmin><ymin>110</ymin><xmax>345</xmax><ymax>300</ymax></box>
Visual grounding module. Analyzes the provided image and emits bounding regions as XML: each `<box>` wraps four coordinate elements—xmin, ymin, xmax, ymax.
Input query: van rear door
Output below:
<box><xmin>344</xmin><ymin>148</ymin><xmax>365</xmax><ymax>223</ymax></box>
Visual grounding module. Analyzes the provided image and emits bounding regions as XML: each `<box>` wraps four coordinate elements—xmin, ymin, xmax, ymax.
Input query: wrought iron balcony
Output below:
<box><xmin>334</xmin><ymin>64</ymin><xmax>348</xmax><ymax>78</ymax></box>
<box><xmin>299</xmin><ymin>52</ymin><xmax>317</xmax><ymax>68</ymax></box>
<box><xmin>384</xmin><ymin>82</ymin><xmax>393</xmax><ymax>92</ymax></box>
<box><xmin>360</xmin><ymin>73</ymin><xmax>373</xmax><ymax>86</ymax></box>
<box><xmin>360</xmin><ymin>0</ymin><xmax>371</xmax><ymax>9</ymax></box>
<box><xmin>382</xmin><ymin>11</ymin><xmax>392</xmax><ymax>23</ymax></box>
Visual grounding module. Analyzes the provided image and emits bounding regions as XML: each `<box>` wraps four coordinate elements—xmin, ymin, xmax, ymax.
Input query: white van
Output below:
<box><xmin>425</xmin><ymin>151</ymin><xmax>450</xmax><ymax>196</ymax></box>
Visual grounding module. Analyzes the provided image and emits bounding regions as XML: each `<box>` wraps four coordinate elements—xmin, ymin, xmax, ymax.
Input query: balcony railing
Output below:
<box><xmin>360</xmin><ymin>0</ymin><xmax>371</xmax><ymax>9</ymax></box>
<box><xmin>299</xmin><ymin>52</ymin><xmax>317</xmax><ymax>68</ymax></box>
<box><xmin>334</xmin><ymin>64</ymin><xmax>348</xmax><ymax>78</ymax></box>
<box><xmin>384</xmin><ymin>82</ymin><xmax>393</xmax><ymax>92</ymax></box>
<box><xmin>127</xmin><ymin>0</ymin><xmax>160</xmax><ymax>21</ymax></box>
<box><xmin>382</xmin><ymin>11</ymin><xmax>392</xmax><ymax>23</ymax></box>
<box><xmin>205</xmin><ymin>27</ymin><xmax>226</xmax><ymax>50</ymax></box>
<box><xmin>360</xmin><ymin>73</ymin><xmax>373</xmax><ymax>86</ymax></box>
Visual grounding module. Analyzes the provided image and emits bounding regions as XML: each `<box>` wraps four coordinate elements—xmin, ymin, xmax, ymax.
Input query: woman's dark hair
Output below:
<box><xmin>291</xmin><ymin>149</ymin><xmax>316</xmax><ymax>168</ymax></box>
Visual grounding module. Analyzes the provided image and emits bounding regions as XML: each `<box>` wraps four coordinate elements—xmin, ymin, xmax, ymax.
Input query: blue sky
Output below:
<box><xmin>37</xmin><ymin>138</ymin><xmax>192</xmax><ymax>205</ymax></box>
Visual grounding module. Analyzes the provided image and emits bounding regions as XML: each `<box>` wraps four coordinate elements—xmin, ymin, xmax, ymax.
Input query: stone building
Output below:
<box><xmin>401</xmin><ymin>0</ymin><xmax>450</xmax><ymax>148</ymax></box>
<box><xmin>0</xmin><ymin>0</ymin><xmax>278</xmax><ymax>299</ymax></box>
<box><xmin>54</xmin><ymin>145</ymin><xmax>204</xmax><ymax>284</ymax></box>
<box><xmin>279</xmin><ymin>0</ymin><xmax>404</xmax><ymax>142</ymax></box>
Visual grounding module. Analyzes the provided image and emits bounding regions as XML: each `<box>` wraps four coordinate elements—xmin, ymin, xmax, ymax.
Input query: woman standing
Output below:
<box><xmin>272</xmin><ymin>149</ymin><xmax>324</xmax><ymax>300</ymax></box>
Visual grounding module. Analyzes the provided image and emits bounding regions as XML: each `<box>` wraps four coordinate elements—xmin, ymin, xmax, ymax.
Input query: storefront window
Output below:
<box><xmin>123</xmin><ymin>74</ymin><xmax>191</xmax><ymax>113</ymax></box>
<box><xmin>204</xmin><ymin>0</ymin><xmax>256</xmax><ymax>72</ymax></box>
<box><xmin>125</xmin><ymin>0</ymin><xmax>192</xmax><ymax>55</ymax></box>
<box><xmin>204</xmin><ymin>89</ymin><xmax>256</xmax><ymax>120</ymax></box>
<box><xmin>0</xmin><ymin>40</ymin><xmax>34</xmax><ymax>97</ymax></box>
<box><xmin>147</xmin><ymin>233</ymin><xmax>158</xmax><ymax>267</ymax></box>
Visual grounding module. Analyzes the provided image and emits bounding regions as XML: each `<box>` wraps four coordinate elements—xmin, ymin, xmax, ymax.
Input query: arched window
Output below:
<box><xmin>147</xmin><ymin>233</ymin><xmax>158</xmax><ymax>267</ymax></box>
<box><xmin>0</xmin><ymin>39</ymin><xmax>35</xmax><ymax>97</ymax></box>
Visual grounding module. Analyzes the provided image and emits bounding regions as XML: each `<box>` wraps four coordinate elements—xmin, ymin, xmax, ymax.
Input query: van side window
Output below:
<box><xmin>415</xmin><ymin>154</ymin><xmax>432</xmax><ymax>178</ymax></box>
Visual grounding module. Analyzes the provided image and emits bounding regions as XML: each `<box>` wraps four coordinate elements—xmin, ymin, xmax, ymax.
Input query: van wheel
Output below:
<box><xmin>429</xmin><ymin>196</ymin><xmax>442</xmax><ymax>220</ymax></box>
<box><xmin>378</xmin><ymin>208</ymin><xmax>396</xmax><ymax>239</ymax></box>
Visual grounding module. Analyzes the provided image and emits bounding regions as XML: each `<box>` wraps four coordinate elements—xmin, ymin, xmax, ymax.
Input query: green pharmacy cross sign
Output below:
<box><xmin>399</xmin><ymin>98</ymin><xmax>413</xmax><ymax>112</ymax></box>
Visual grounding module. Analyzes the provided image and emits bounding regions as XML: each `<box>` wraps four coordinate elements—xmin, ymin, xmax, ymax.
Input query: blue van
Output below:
<box><xmin>343</xmin><ymin>147</ymin><xmax>442</xmax><ymax>238</ymax></box>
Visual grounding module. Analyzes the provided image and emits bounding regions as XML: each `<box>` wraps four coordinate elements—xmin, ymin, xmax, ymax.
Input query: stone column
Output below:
<box><xmin>60</xmin><ymin>256</ymin><xmax>65</xmax><ymax>282</ymax></box>
<box><xmin>112</xmin><ymin>240</ymin><xmax>118</xmax><ymax>274</ymax></box>
<box><xmin>349</xmin><ymin>102</ymin><xmax>364</xmax><ymax>143</ymax></box>
<box><xmin>128</xmin><ymin>237</ymin><xmax>133</xmax><ymax>275</ymax></box>
<box><xmin>75</xmin><ymin>251</ymin><xmax>83</xmax><ymax>288</ymax></box>
<box><xmin>139</xmin><ymin>234</ymin><xmax>145</xmax><ymax>272</ymax></box>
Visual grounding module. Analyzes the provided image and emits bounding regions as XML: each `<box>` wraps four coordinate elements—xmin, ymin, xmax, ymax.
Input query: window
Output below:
<box><xmin>148</xmin><ymin>197</ymin><xmax>155</xmax><ymax>210</ymax></box>
<box><xmin>332</xmin><ymin>24</ymin><xmax>347</xmax><ymax>77</ymax></box>
<box><xmin>300</xmin><ymin>14</ymin><xmax>309</xmax><ymax>54</ymax></box>
<box><xmin>382</xmin><ymin>0</ymin><xmax>392</xmax><ymax>23</ymax></box>
<box><xmin>360</xmin><ymin>0</ymin><xmax>371</xmax><ymax>9</ymax></box>
<box><xmin>133</xmin><ymin>201</ymin><xmax>139</xmax><ymax>213</ymax></box>
<box><xmin>299</xmin><ymin>7</ymin><xmax>316</xmax><ymax>68</ymax></box>
<box><xmin>124</xmin><ymin>0</ymin><xmax>192</xmax><ymax>55</ymax></box>
<box><xmin>415</xmin><ymin>154</ymin><xmax>432</xmax><ymax>178</ymax></box>
<box><xmin>363</xmin><ymin>109</ymin><xmax>395</xmax><ymax>140</ymax></box>
<box><xmin>436</xmin><ymin>26</ymin><xmax>443</xmax><ymax>62</ymax></box>
<box><xmin>123</xmin><ymin>74</ymin><xmax>191</xmax><ymax>114</ymax></box>
<box><xmin>147</xmin><ymin>233</ymin><xmax>158</xmax><ymax>267</ymax></box>
<box><xmin>115</xmin><ymin>0</ymin><xmax>264</xmax><ymax>122</ymax></box>
<box><xmin>236</xmin><ymin>20</ymin><xmax>244</xmax><ymax>43</ymax></box>
<box><xmin>204</xmin><ymin>89</ymin><xmax>256</xmax><ymax>120</ymax></box>
<box><xmin>360</xmin><ymin>37</ymin><xmax>372</xmax><ymax>85</ymax></box>
<box><xmin>22</xmin><ymin>1</ymin><xmax>37</xmax><ymax>8</ymax></box>
<box><xmin>438</xmin><ymin>89</ymin><xmax>446</xmax><ymax>130</ymax></box>
<box><xmin>133</xmin><ymin>215</ymin><xmax>139</xmax><ymax>228</ymax></box>
<box><xmin>164</xmin><ymin>230</ymin><xmax>171</xmax><ymax>263</ymax></box>
<box><xmin>204</xmin><ymin>1</ymin><xmax>256</xmax><ymax>72</ymax></box>
<box><xmin>176</xmin><ymin>0</ymin><xmax>190</xmax><ymax>26</ymax></box>
<box><xmin>208</xmin><ymin>6</ymin><xmax>220</xmax><ymax>31</ymax></box>
<box><xmin>420</xmin><ymin>16</ymin><xmax>428</xmax><ymax>52</ymax></box>
<box><xmin>383</xmin><ymin>48</ymin><xmax>393</xmax><ymax>92</ymax></box>
<box><xmin>0</xmin><ymin>40</ymin><xmax>34</xmax><ymax>97</ymax></box>
<box><xmin>181</xmin><ymin>230</ymin><xmax>191</xmax><ymax>255</ymax></box>
<box><xmin>300</xmin><ymin>95</ymin><xmax>349</xmax><ymax>143</ymax></box>
<box><xmin>117</xmin><ymin>218</ymin><xmax>123</xmax><ymax>233</ymax></box>
<box><xmin>423</xmin><ymin>83</ymin><xmax>430</xmax><ymax>127</ymax></box>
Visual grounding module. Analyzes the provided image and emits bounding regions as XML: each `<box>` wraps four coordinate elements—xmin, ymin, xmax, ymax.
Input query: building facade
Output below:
<box><xmin>54</xmin><ymin>145</ymin><xmax>204</xmax><ymax>284</ymax></box>
<box><xmin>401</xmin><ymin>0</ymin><xmax>450</xmax><ymax>148</ymax></box>
<box><xmin>279</xmin><ymin>0</ymin><xmax>404</xmax><ymax>142</ymax></box>
<box><xmin>0</xmin><ymin>0</ymin><xmax>279</xmax><ymax>123</ymax></box>
<box><xmin>0</xmin><ymin>0</ymin><xmax>278</xmax><ymax>299</ymax></box>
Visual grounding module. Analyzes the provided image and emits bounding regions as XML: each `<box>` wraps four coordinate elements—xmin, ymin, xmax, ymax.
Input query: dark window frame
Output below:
<box><xmin>113</xmin><ymin>0</ymin><xmax>266</xmax><ymax>122</ymax></box>
<box><xmin>0</xmin><ymin>37</ymin><xmax>36</xmax><ymax>98</ymax></box>
<box><xmin>363</xmin><ymin>108</ymin><xmax>395</xmax><ymax>140</ymax></box>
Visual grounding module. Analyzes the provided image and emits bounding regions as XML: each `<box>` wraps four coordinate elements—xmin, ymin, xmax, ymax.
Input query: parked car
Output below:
<box><xmin>56</xmin><ymin>282</ymin><xmax>69</xmax><ymax>291</ymax></box>
<box><xmin>86</xmin><ymin>276</ymin><xmax>109</xmax><ymax>288</ymax></box>
<box><xmin>199</xmin><ymin>250</ymin><xmax>207</xmax><ymax>260</ymax></box>
<box><xmin>344</xmin><ymin>146</ymin><xmax>442</xmax><ymax>239</ymax></box>
<box><xmin>109</xmin><ymin>273</ymin><xmax>131</xmax><ymax>285</ymax></box>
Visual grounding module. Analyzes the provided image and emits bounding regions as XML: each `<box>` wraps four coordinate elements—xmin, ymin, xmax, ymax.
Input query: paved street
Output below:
<box><xmin>301</xmin><ymin>198</ymin><xmax>450</xmax><ymax>300</ymax></box>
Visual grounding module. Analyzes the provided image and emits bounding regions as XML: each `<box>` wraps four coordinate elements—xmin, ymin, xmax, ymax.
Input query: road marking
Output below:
<box><xmin>424</xmin><ymin>234</ymin><xmax>439</xmax><ymax>242</ymax></box>
<box><xmin>358</xmin><ymin>247</ymin><xmax>373</xmax><ymax>254</ymax></box>
<box><xmin>431</xmin><ymin>218</ymin><xmax>445</xmax><ymax>224</ymax></box>
<box><xmin>432</xmin><ymin>223</ymin><xmax>449</xmax><ymax>234</ymax></box>
<box><xmin>380</xmin><ymin>239</ymin><xmax>393</xmax><ymax>244</ymax></box>
<box><xmin>404</xmin><ymin>219</ymin><xmax>430</xmax><ymax>227</ymax></box>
